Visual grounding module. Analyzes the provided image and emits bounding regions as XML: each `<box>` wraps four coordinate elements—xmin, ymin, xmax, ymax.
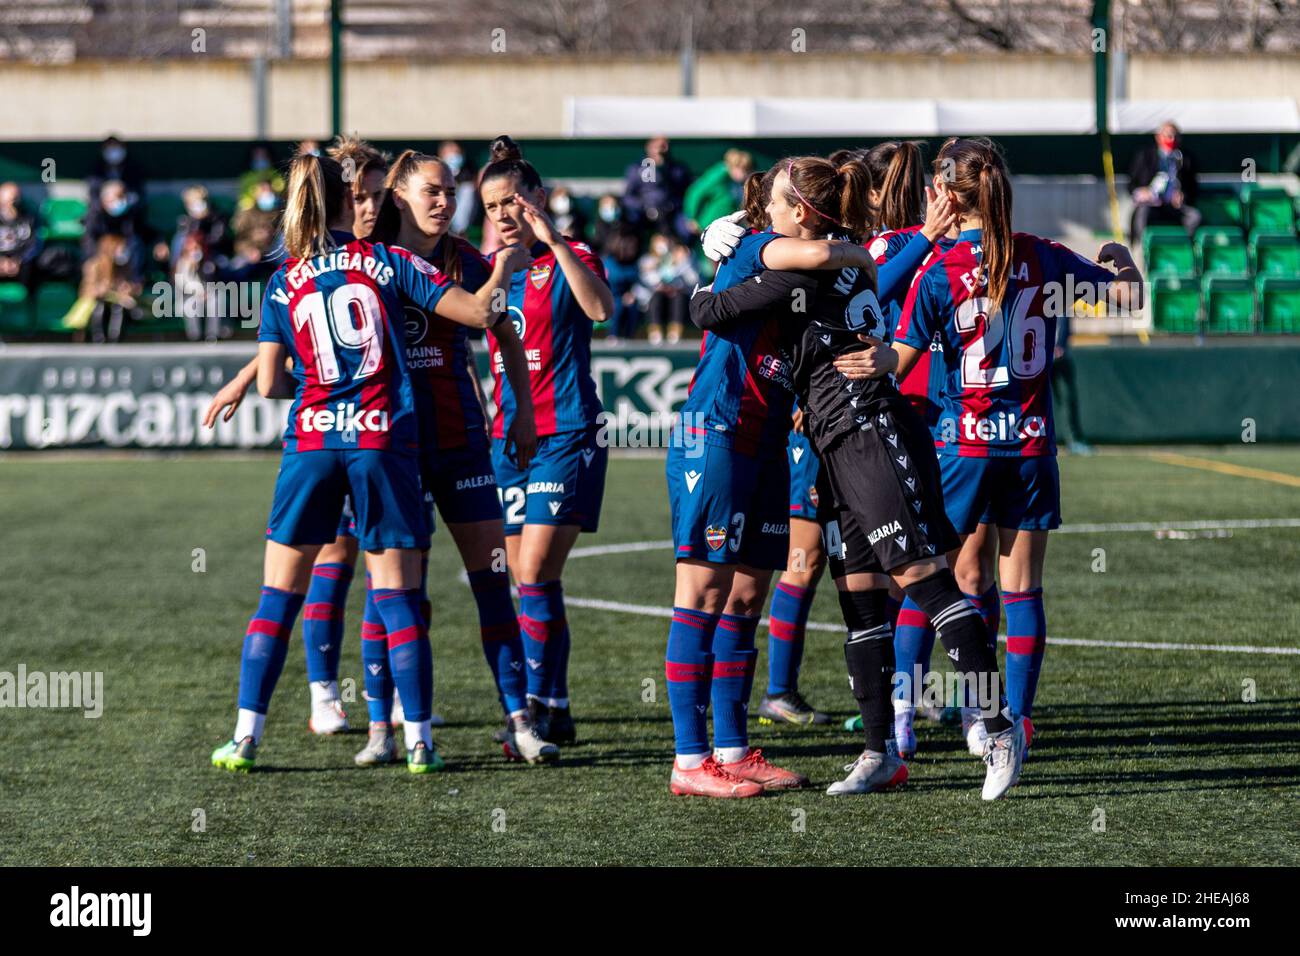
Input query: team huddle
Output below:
<box><xmin>206</xmin><ymin>132</ymin><xmax>1143</xmax><ymax>801</ymax></box>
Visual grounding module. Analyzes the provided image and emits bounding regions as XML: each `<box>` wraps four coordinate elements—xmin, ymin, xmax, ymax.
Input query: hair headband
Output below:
<box><xmin>786</xmin><ymin>160</ymin><xmax>843</xmax><ymax>229</ymax></box>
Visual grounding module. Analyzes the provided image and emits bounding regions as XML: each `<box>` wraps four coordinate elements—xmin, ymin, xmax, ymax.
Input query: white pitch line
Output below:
<box><xmin>561</xmin><ymin>595</ymin><xmax>1300</xmax><ymax>656</ymax></box>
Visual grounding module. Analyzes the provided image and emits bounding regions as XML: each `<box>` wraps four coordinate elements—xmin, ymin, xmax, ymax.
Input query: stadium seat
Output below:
<box><xmin>0</xmin><ymin>281</ymin><xmax>32</xmax><ymax>334</ymax></box>
<box><xmin>1194</xmin><ymin>227</ymin><xmax>1249</xmax><ymax>277</ymax></box>
<box><xmin>146</xmin><ymin>194</ymin><xmax>186</xmax><ymax>240</ymax></box>
<box><xmin>1245</xmin><ymin>188</ymin><xmax>1296</xmax><ymax>235</ymax></box>
<box><xmin>1257</xmin><ymin>277</ymin><xmax>1300</xmax><ymax>334</ymax></box>
<box><xmin>1252</xmin><ymin>233</ymin><xmax>1300</xmax><ymax>278</ymax></box>
<box><xmin>38</xmin><ymin>196</ymin><xmax>88</xmax><ymax>241</ymax></box>
<box><xmin>33</xmin><ymin>282</ymin><xmax>80</xmax><ymax>332</ymax></box>
<box><xmin>1143</xmin><ymin>226</ymin><xmax>1196</xmax><ymax>279</ymax></box>
<box><xmin>1202</xmin><ymin>276</ymin><xmax>1255</xmax><ymax>334</ymax></box>
<box><xmin>1196</xmin><ymin>190</ymin><xmax>1244</xmax><ymax>228</ymax></box>
<box><xmin>1149</xmin><ymin>277</ymin><xmax>1201</xmax><ymax>334</ymax></box>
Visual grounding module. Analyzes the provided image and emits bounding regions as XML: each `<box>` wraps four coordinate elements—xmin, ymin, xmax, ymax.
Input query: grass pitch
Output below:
<box><xmin>1</xmin><ymin>446</ymin><xmax>1298</xmax><ymax>866</ymax></box>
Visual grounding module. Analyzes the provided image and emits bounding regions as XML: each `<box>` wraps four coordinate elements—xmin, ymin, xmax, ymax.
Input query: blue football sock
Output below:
<box><xmin>766</xmin><ymin>581</ymin><xmax>814</xmax><ymax>696</ymax></box>
<box><xmin>665</xmin><ymin>607</ymin><xmax>718</xmax><ymax>756</ymax></box>
<box><xmin>468</xmin><ymin>568</ymin><xmax>527</xmax><ymax>714</ymax></box>
<box><xmin>302</xmin><ymin>562</ymin><xmax>353</xmax><ymax>684</ymax></box>
<box><xmin>892</xmin><ymin>596</ymin><xmax>931</xmax><ymax>706</ymax></box>
<box><xmin>237</xmin><ymin>586</ymin><xmax>305</xmax><ymax>714</ymax></box>
<box><xmin>711</xmin><ymin>613</ymin><xmax>759</xmax><ymax>751</ymax></box>
<box><xmin>360</xmin><ymin>580</ymin><xmax>393</xmax><ymax>723</ymax></box>
<box><xmin>374</xmin><ymin>588</ymin><xmax>433</xmax><ymax>723</ymax></box>
<box><xmin>1004</xmin><ymin>588</ymin><xmax>1046</xmax><ymax>718</ymax></box>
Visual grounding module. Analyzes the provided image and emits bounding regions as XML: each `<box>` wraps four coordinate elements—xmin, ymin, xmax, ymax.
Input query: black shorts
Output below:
<box><xmin>816</xmin><ymin>403</ymin><xmax>959</xmax><ymax>578</ymax></box>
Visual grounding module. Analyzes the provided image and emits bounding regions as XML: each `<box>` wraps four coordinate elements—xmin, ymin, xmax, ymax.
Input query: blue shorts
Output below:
<box><xmin>424</xmin><ymin>443</ymin><xmax>503</xmax><ymax>525</ymax></box>
<box><xmin>787</xmin><ymin>432</ymin><xmax>821</xmax><ymax>521</ymax></box>
<box><xmin>666</xmin><ymin>441</ymin><xmax>790</xmax><ymax>570</ymax></box>
<box><xmin>492</xmin><ymin>427</ymin><xmax>608</xmax><ymax>536</ymax></box>
<box><xmin>939</xmin><ymin>454</ymin><xmax>1062</xmax><ymax>534</ymax></box>
<box><xmin>268</xmin><ymin>450</ymin><xmax>431</xmax><ymax>552</ymax></box>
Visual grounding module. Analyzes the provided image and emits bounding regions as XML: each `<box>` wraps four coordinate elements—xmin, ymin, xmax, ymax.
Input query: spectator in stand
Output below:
<box><xmin>82</xmin><ymin>179</ymin><xmax>148</xmax><ymax>285</ymax></box>
<box><xmin>88</xmin><ymin>134</ymin><xmax>145</xmax><ymax>202</ymax></box>
<box><xmin>684</xmin><ymin>148</ymin><xmax>752</xmax><ymax>237</ymax></box>
<box><xmin>621</xmin><ymin>136</ymin><xmax>693</xmax><ymax>242</ymax></box>
<box><xmin>1129</xmin><ymin>121</ymin><xmax>1201</xmax><ymax>246</ymax></box>
<box><xmin>78</xmin><ymin>234</ymin><xmax>141</xmax><ymax>343</ymax></box>
<box><xmin>548</xmin><ymin>185</ymin><xmax>588</xmax><ymax>241</ymax></box>
<box><xmin>167</xmin><ymin>185</ymin><xmax>232</xmax><ymax>341</ymax></box>
<box><xmin>438</xmin><ymin>140</ymin><xmax>480</xmax><ymax>235</ymax></box>
<box><xmin>237</xmin><ymin>142</ymin><xmax>286</xmax><ymax>209</ymax></box>
<box><xmin>0</xmin><ymin>182</ymin><xmax>39</xmax><ymax>287</ymax></box>
<box><xmin>636</xmin><ymin>231</ymin><xmax>697</xmax><ymax>345</ymax></box>
<box><xmin>595</xmin><ymin>194</ymin><xmax>642</xmax><ymax>344</ymax></box>
<box><xmin>228</xmin><ymin>179</ymin><xmax>282</xmax><ymax>285</ymax></box>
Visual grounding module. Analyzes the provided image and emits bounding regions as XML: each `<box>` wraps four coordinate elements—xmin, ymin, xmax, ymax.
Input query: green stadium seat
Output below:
<box><xmin>1257</xmin><ymin>277</ymin><xmax>1300</xmax><ymax>334</ymax></box>
<box><xmin>1149</xmin><ymin>277</ymin><xmax>1200</xmax><ymax>334</ymax></box>
<box><xmin>33</xmin><ymin>282</ymin><xmax>80</xmax><ymax>332</ymax></box>
<box><xmin>146</xmin><ymin>194</ymin><xmax>186</xmax><ymax>239</ymax></box>
<box><xmin>1143</xmin><ymin>226</ymin><xmax>1196</xmax><ymax>279</ymax></box>
<box><xmin>1196</xmin><ymin>191</ymin><xmax>1243</xmax><ymax>228</ymax></box>
<box><xmin>38</xmin><ymin>196</ymin><xmax>88</xmax><ymax>242</ymax></box>
<box><xmin>1245</xmin><ymin>188</ymin><xmax>1296</xmax><ymax>235</ymax></box>
<box><xmin>1252</xmin><ymin>233</ymin><xmax>1300</xmax><ymax>279</ymax></box>
<box><xmin>1194</xmin><ymin>227</ymin><xmax>1248</xmax><ymax>277</ymax></box>
<box><xmin>1202</xmin><ymin>276</ymin><xmax>1255</xmax><ymax>334</ymax></box>
<box><xmin>0</xmin><ymin>282</ymin><xmax>32</xmax><ymax>334</ymax></box>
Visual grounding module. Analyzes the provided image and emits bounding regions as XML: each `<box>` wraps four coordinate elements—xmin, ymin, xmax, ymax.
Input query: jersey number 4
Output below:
<box><xmin>293</xmin><ymin>284</ymin><xmax>384</xmax><ymax>385</ymax></box>
<box><xmin>953</xmin><ymin>287</ymin><xmax>1047</xmax><ymax>388</ymax></box>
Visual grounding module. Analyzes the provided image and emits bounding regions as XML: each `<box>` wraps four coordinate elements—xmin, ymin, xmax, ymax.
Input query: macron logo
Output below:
<box><xmin>548</xmin><ymin>501</ymin><xmax>562</xmax><ymax>516</ymax></box>
<box><xmin>50</xmin><ymin>886</ymin><xmax>151</xmax><ymax>936</ymax></box>
<box><xmin>684</xmin><ymin>470</ymin><xmax>702</xmax><ymax>494</ymax></box>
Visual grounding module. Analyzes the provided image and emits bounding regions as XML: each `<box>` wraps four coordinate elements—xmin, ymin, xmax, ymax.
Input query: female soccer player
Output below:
<box><xmin>209</xmin><ymin>150</ymin><xmax>526</xmax><ymax>774</ymax></box>
<box><xmin>477</xmin><ymin>136</ymin><xmax>614</xmax><ymax>744</ymax></box>
<box><xmin>361</xmin><ymin>148</ymin><xmax>555</xmax><ymax>764</ymax></box>
<box><xmin>690</xmin><ymin>154</ymin><xmax>1027</xmax><ymax>800</ymax></box>
<box><xmin>665</xmin><ymin>167</ymin><xmax>889</xmax><ymax>798</ymax></box>
<box><xmin>843</xmin><ymin>136</ymin><xmax>1143</xmax><ymax>755</ymax></box>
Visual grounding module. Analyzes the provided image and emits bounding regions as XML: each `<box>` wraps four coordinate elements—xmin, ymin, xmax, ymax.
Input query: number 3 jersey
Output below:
<box><xmin>258</xmin><ymin>235</ymin><xmax>453</xmax><ymax>455</ymax></box>
<box><xmin>896</xmin><ymin>229</ymin><xmax>1117</xmax><ymax>458</ymax></box>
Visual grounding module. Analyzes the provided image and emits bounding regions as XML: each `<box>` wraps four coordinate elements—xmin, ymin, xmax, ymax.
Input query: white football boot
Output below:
<box><xmin>981</xmin><ymin>718</ymin><xmax>1027</xmax><ymax>800</ymax></box>
<box><xmin>826</xmin><ymin>750</ymin><xmax>909</xmax><ymax>795</ymax></box>
<box><xmin>503</xmin><ymin>716</ymin><xmax>559</xmax><ymax>764</ymax></box>
<box><xmin>961</xmin><ymin>706</ymin><xmax>988</xmax><ymax>756</ymax></box>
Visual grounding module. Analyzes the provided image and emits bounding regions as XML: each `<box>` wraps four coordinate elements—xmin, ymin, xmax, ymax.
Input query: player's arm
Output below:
<box><xmin>488</xmin><ymin>318</ymin><xmax>537</xmax><ymax>469</ymax></box>
<box><xmin>689</xmin><ymin>270</ymin><xmax>812</xmax><ymax>333</ymax></box>
<box><xmin>761</xmin><ymin>237</ymin><xmax>878</xmax><ymax>275</ymax></box>
<box><xmin>434</xmin><ymin>245</ymin><xmax>531</xmax><ymax>329</ymax></box>
<box><xmin>256</xmin><ymin>342</ymin><xmax>295</xmax><ymax>399</ymax></box>
<box><xmin>1095</xmin><ymin>242</ymin><xmax>1144</xmax><ymax>312</ymax></box>
<box><xmin>203</xmin><ymin>356</ymin><xmax>258</xmax><ymax>427</ymax></box>
<box><xmin>516</xmin><ymin>192</ymin><xmax>614</xmax><ymax>323</ymax></box>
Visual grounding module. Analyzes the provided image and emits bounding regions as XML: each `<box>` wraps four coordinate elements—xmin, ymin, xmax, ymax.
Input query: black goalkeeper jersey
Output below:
<box><xmin>688</xmin><ymin>262</ymin><xmax>906</xmax><ymax>453</ymax></box>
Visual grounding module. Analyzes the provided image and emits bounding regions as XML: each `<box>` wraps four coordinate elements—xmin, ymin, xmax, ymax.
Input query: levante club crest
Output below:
<box><xmin>529</xmin><ymin>263</ymin><xmax>552</xmax><ymax>289</ymax></box>
<box><xmin>705</xmin><ymin>525</ymin><xmax>728</xmax><ymax>550</ymax></box>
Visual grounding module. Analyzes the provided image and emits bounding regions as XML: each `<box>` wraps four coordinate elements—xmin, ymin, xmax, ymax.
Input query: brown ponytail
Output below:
<box><xmin>866</xmin><ymin>140</ymin><xmax>926</xmax><ymax>233</ymax></box>
<box><xmin>480</xmin><ymin>134</ymin><xmax>543</xmax><ymax>193</ymax></box>
<box><xmin>371</xmin><ymin>148</ymin><xmax>463</xmax><ymax>284</ymax></box>
<box><xmin>934</xmin><ymin>137</ymin><xmax>1014</xmax><ymax>313</ymax></box>
<box><xmin>742</xmin><ymin>169</ymin><xmax>770</xmax><ymax>229</ymax></box>
<box><xmin>281</xmin><ymin>151</ymin><xmax>347</xmax><ymax>259</ymax></box>
<box><xmin>781</xmin><ymin>155</ymin><xmax>872</xmax><ymax>239</ymax></box>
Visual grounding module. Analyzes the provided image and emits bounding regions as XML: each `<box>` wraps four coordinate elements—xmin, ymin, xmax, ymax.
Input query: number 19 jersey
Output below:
<box><xmin>258</xmin><ymin>236</ymin><xmax>453</xmax><ymax>455</ymax></box>
<box><xmin>896</xmin><ymin>230</ymin><xmax>1116</xmax><ymax>458</ymax></box>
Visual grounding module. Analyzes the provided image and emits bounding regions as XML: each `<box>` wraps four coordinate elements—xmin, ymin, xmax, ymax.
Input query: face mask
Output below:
<box><xmin>104</xmin><ymin>146</ymin><xmax>126</xmax><ymax>165</ymax></box>
<box><xmin>599</xmin><ymin>205</ymin><xmax>617</xmax><ymax>222</ymax></box>
<box><xmin>186</xmin><ymin>201</ymin><xmax>208</xmax><ymax>219</ymax></box>
<box><xmin>1157</xmin><ymin>134</ymin><xmax>1176</xmax><ymax>151</ymax></box>
<box><xmin>105</xmin><ymin>199</ymin><xmax>129</xmax><ymax>217</ymax></box>
<box><xmin>256</xmin><ymin>192</ymin><xmax>277</xmax><ymax>211</ymax></box>
<box><xmin>551</xmin><ymin>195</ymin><xmax>571</xmax><ymax>215</ymax></box>
<box><xmin>251</xmin><ymin>156</ymin><xmax>270</xmax><ymax>171</ymax></box>
<box><xmin>445</xmin><ymin>154</ymin><xmax>464</xmax><ymax>175</ymax></box>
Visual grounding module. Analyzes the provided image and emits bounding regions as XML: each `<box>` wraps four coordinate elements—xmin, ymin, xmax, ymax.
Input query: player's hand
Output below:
<box><xmin>516</xmin><ymin>193</ymin><xmax>561</xmax><ymax>247</ymax></box>
<box><xmin>203</xmin><ymin>375</ymin><xmax>252</xmax><ymax>428</ymax></box>
<box><xmin>497</xmin><ymin>242</ymin><xmax>533</xmax><ymax>274</ymax></box>
<box><xmin>1133</xmin><ymin>187</ymin><xmax>1155</xmax><ymax>205</ymax></box>
<box><xmin>701</xmin><ymin>210</ymin><xmax>747</xmax><ymax>262</ymax></box>
<box><xmin>791</xmin><ymin>406</ymin><xmax>805</xmax><ymax>434</ymax></box>
<box><xmin>506</xmin><ymin>416</ymin><xmax>537</xmax><ymax>470</ymax></box>
<box><xmin>920</xmin><ymin>187</ymin><xmax>959</xmax><ymax>242</ymax></box>
<box><xmin>1097</xmin><ymin>241</ymin><xmax>1135</xmax><ymax>270</ymax></box>
<box><xmin>832</xmin><ymin>336</ymin><xmax>899</xmax><ymax>380</ymax></box>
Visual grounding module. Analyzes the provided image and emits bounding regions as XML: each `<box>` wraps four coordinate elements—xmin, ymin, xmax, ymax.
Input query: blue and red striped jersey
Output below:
<box><xmin>896</xmin><ymin>229</ymin><xmax>1117</xmax><ymax>457</ymax></box>
<box><xmin>258</xmin><ymin>233</ymin><xmax>452</xmax><ymax>455</ymax></box>
<box><xmin>398</xmin><ymin>235</ymin><xmax>493</xmax><ymax>451</ymax></box>
<box><xmin>488</xmin><ymin>238</ymin><xmax>607</xmax><ymax>438</ymax></box>
<box><xmin>681</xmin><ymin>230</ymin><xmax>796</xmax><ymax>458</ymax></box>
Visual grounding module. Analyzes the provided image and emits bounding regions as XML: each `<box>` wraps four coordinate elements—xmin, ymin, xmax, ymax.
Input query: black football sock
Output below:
<box><xmin>902</xmin><ymin>568</ymin><xmax>1011</xmax><ymax>735</ymax></box>
<box><xmin>838</xmin><ymin>588</ymin><xmax>895</xmax><ymax>753</ymax></box>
